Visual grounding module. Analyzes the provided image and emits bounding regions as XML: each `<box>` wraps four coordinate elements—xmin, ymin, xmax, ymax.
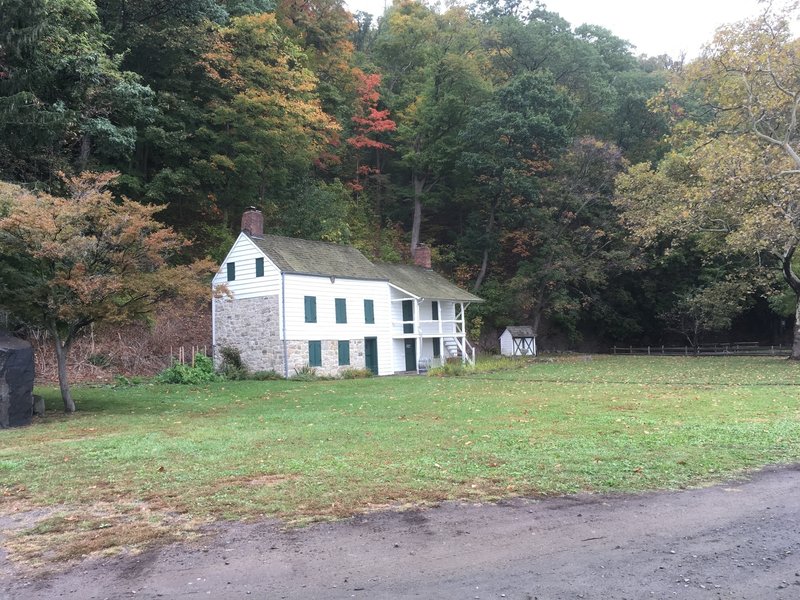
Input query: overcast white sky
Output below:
<box><xmin>344</xmin><ymin>0</ymin><xmax>774</xmax><ymax>59</ymax></box>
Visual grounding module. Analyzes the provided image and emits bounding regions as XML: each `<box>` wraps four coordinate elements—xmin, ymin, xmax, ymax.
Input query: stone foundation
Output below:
<box><xmin>286</xmin><ymin>338</ymin><xmax>366</xmax><ymax>378</ymax></box>
<box><xmin>214</xmin><ymin>296</ymin><xmax>370</xmax><ymax>378</ymax></box>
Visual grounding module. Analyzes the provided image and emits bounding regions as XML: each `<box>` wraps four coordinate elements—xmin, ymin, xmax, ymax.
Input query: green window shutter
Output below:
<box><xmin>402</xmin><ymin>300</ymin><xmax>414</xmax><ymax>334</ymax></box>
<box><xmin>226</xmin><ymin>262</ymin><xmax>235</xmax><ymax>281</ymax></box>
<box><xmin>433</xmin><ymin>338</ymin><xmax>441</xmax><ymax>358</ymax></box>
<box><xmin>338</xmin><ymin>340</ymin><xmax>350</xmax><ymax>366</ymax></box>
<box><xmin>308</xmin><ymin>340</ymin><xmax>322</xmax><ymax>367</ymax></box>
<box><xmin>304</xmin><ymin>296</ymin><xmax>317</xmax><ymax>323</ymax></box>
<box><xmin>335</xmin><ymin>298</ymin><xmax>347</xmax><ymax>323</ymax></box>
<box><xmin>255</xmin><ymin>257</ymin><xmax>264</xmax><ymax>277</ymax></box>
<box><xmin>364</xmin><ymin>299</ymin><xmax>375</xmax><ymax>324</ymax></box>
<box><xmin>431</xmin><ymin>301</ymin><xmax>439</xmax><ymax>320</ymax></box>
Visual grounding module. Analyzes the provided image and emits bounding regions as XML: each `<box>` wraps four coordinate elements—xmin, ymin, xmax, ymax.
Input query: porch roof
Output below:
<box><xmin>375</xmin><ymin>263</ymin><xmax>483</xmax><ymax>303</ymax></box>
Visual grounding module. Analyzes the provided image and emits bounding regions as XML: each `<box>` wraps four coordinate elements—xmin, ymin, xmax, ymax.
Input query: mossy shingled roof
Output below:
<box><xmin>250</xmin><ymin>234</ymin><xmax>385</xmax><ymax>280</ymax></box>
<box><xmin>248</xmin><ymin>234</ymin><xmax>482</xmax><ymax>302</ymax></box>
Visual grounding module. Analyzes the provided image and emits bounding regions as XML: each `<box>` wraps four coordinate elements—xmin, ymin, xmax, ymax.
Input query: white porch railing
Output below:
<box><xmin>391</xmin><ymin>319</ymin><xmax>461</xmax><ymax>337</ymax></box>
<box><xmin>443</xmin><ymin>336</ymin><xmax>475</xmax><ymax>367</ymax></box>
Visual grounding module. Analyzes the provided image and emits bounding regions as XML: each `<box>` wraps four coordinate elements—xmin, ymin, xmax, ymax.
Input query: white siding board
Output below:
<box><xmin>282</xmin><ymin>274</ymin><xmax>394</xmax><ymax>376</ymax></box>
<box><xmin>392</xmin><ymin>339</ymin><xmax>407</xmax><ymax>372</ymax></box>
<box><xmin>500</xmin><ymin>330</ymin><xmax>513</xmax><ymax>356</ymax></box>
<box><xmin>212</xmin><ymin>234</ymin><xmax>280</xmax><ymax>299</ymax></box>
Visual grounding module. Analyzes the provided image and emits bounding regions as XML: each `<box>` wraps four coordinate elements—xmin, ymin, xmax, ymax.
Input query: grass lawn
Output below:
<box><xmin>2</xmin><ymin>355</ymin><xmax>800</xmax><ymax>564</ymax></box>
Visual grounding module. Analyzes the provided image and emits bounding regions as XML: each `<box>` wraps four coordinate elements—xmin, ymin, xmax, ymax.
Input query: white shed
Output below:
<box><xmin>499</xmin><ymin>326</ymin><xmax>536</xmax><ymax>356</ymax></box>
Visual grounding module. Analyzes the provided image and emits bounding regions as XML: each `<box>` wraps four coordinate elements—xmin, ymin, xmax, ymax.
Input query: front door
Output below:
<box><xmin>404</xmin><ymin>339</ymin><xmax>416</xmax><ymax>372</ymax></box>
<box><xmin>364</xmin><ymin>337</ymin><xmax>378</xmax><ymax>375</ymax></box>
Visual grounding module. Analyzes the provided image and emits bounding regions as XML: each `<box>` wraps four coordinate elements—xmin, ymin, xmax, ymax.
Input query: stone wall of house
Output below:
<box><xmin>286</xmin><ymin>338</ymin><xmax>366</xmax><ymax>378</ymax></box>
<box><xmin>213</xmin><ymin>295</ymin><xmax>284</xmax><ymax>374</ymax></box>
<box><xmin>214</xmin><ymin>296</ymin><xmax>371</xmax><ymax>378</ymax></box>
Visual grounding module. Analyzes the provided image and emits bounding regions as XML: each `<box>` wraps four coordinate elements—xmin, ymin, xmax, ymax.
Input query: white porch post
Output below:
<box><xmin>438</xmin><ymin>303</ymin><xmax>443</xmax><ymax>366</ymax></box>
<box><xmin>459</xmin><ymin>302</ymin><xmax>466</xmax><ymax>364</ymax></box>
<box><xmin>414</xmin><ymin>299</ymin><xmax>421</xmax><ymax>373</ymax></box>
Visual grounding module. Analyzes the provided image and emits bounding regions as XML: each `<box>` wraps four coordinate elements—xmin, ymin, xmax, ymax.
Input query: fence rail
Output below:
<box><xmin>611</xmin><ymin>342</ymin><xmax>790</xmax><ymax>357</ymax></box>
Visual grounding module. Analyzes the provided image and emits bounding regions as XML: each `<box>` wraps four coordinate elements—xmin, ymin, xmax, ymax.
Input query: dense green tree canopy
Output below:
<box><xmin>2</xmin><ymin>0</ymin><xmax>798</xmax><ymax>354</ymax></box>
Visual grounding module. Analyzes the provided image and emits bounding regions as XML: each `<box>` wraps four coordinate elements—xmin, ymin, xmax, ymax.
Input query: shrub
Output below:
<box><xmin>428</xmin><ymin>360</ymin><xmax>467</xmax><ymax>377</ymax></box>
<box><xmin>218</xmin><ymin>346</ymin><xmax>249</xmax><ymax>380</ymax></box>
<box><xmin>87</xmin><ymin>352</ymin><xmax>112</xmax><ymax>368</ymax></box>
<box><xmin>157</xmin><ymin>354</ymin><xmax>219</xmax><ymax>384</ymax></box>
<box><xmin>291</xmin><ymin>365</ymin><xmax>319</xmax><ymax>381</ymax></box>
<box><xmin>341</xmin><ymin>368</ymin><xmax>373</xmax><ymax>379</ymax></box>
<box><xmin>251</xmin><ymin>370</ymin><xmax>284</xmax><ymax>381</ymax></box>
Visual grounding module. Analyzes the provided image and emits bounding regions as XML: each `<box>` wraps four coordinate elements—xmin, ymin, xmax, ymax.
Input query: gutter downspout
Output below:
<box><xmin>281</xmin><ymin>272</ymin><xmax>289</xmax><ymax>378</ymax></box>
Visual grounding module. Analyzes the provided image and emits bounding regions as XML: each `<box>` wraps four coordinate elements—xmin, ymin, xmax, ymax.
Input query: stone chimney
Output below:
<box><xmin>241</xmin><ymin>207</ymin><xmax>263</xmax><ymax>238</ymax></box>
<box><xmin>413</xmin><ymin>244</ymin><xmax>432</xmax><ymax>270</ymax></box>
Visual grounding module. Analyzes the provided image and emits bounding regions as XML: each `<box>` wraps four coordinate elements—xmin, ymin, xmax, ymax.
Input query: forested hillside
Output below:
<box><xmin>1</xmin><ymin>0</ymin><xmax>797</xmax><ymax>351</ymax></box>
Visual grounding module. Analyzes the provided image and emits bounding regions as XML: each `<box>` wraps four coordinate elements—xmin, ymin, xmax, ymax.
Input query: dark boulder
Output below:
<box><xmin>0</xmin><ymin>332</ymin><xmax>35</xmax><ymax>428</ymax></box>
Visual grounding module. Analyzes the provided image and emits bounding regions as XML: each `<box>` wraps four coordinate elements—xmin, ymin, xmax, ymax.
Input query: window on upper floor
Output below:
<box><xmin>226</xmin><ymin>262</ymin><xmax>235</xmax><ymax>281</ymax></box>
<box><xmin>335</xmin><ymin>298</ymin><xmax>347</xmax><ymax>324</ymax></box>
<box><xmin>431</xmin><ymin>301</ymin><xmax>439</xmax><ymax>321</ymax></box>
<box><xmin>255</xmin><ymin>257</ymin><xmax>264</xmax><ymax>277</ymax></box>
<box><xmin>304</xmin><ymin>296</ymin><xmax>317</xmax><ymax>323</ymax></box>
<box><xmin>308</xmin><ymin>340</ymin><xmax>322</xmax><ymax>367</ymax></box>
<box><xmin>402</xmin><ymin>299</ymin><xmax>414</xmax><ymax>334</ymax></box>
<box><xmin>364</xmin><ymin>299</ymin><xmax>375</xmax><ymax>324</ymax></box>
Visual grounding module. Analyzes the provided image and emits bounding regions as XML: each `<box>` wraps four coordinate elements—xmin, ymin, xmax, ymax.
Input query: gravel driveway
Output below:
<box><xmin>3</xmin><ymin>465</ymin><xmax>800</xmax><ymax>599</ymax></box>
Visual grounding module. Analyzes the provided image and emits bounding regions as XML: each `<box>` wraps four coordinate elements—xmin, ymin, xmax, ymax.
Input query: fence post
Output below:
<box><xmin>647</xmin><ymin>346</ymin><xmax>651</xmax><ymax>355</ymax></box>
<box><xmin>684</xmin><ymin>346</ymin><xmax>688</xmax><ymax>356</ymax></box>
<box><xmin>629</xmin><ymin>345</ymin><xmax>632</xmax><ymax>355</ymax></box>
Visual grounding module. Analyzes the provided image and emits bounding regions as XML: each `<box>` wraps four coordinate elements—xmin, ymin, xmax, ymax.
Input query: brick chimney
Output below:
<box><xmin>241</xmin><ymin>207</ymin><xmax>263</xmax><ymax>238</ymax></box>
<box><xmin>413</xmin><ymin>244</ymin><xmax>432</xmax><ymax>270</ymax></box>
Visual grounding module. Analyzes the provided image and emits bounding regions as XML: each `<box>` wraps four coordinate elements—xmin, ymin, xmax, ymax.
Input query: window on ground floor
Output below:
<box><xmin>308</xmin><ymin>340</ymin><xmax>322</xmax><ymax>367</ymax></box>
<box><xmin>338</xmin><ymin>340</ymin><xmax>350</xmax><ymax>366</ymax></box>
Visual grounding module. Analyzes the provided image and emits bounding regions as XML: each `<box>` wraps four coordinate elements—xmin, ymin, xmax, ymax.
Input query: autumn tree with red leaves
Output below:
<box><xmin>347</xmin><ymin>71</ymin><xmax>397</xmax><ymax>195</ymax></box>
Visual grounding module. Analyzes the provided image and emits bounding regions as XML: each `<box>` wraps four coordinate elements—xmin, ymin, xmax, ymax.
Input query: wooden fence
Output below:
<box><xmin>171</xmin><ymin>345</ymin><xmax>209</xmax><ymax>365</ymax></box>
<box><xmin>610</xmin><ymin>342</ymin><xmax>791</xmax><ymax>357</ymax></box>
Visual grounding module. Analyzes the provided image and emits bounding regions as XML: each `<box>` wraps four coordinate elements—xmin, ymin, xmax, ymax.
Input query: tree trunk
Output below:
<box><xmin>52</xmin><ymin>335</ymin><xmax>76</xmax><ymax>413</ymax></box>
<box><xmin>410</xmin><ymin>173</ymin><xmax>424</xmax><ymax>254</ymax></box>
<box><xmin>473</xmin><ymin>198</ymin><xmax>497</xmax><ymax>293</ymax></box>
<box><xmin>77</xmin><ymin>134</ymin><xmax>91</xmax><ymax>172</ymax></box>
<box><xmin>781</xmin><ymin>245</ymin><xmax>800</xmax><ymax>360</ymax></box>
<box><xmin>791</xmin><ymin>295</ymin><xmax>800</xmax><ymax>360</ymax></box>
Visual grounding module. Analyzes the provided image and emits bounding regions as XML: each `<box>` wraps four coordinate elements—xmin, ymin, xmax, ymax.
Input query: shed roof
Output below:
<box><xmin>503</xmin><ymin>326</ymin><xmax>535</xmax><ymax>338</ymax></box>
<box><xmin>249</xmin><ymin>234</ymin><xmax>385</xmax><ymax>280</ymax></box>
<box><xmin>375</xmin><ymin>263</ymin><xmax>483</xmax><ymax>303</ymax></box>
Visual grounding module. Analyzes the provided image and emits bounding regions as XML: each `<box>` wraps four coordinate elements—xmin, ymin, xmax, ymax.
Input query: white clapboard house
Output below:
<box><xmin>212</xmin><ymin>208</ymin><xmax>482</xmax><ymax>377</ymax></box>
